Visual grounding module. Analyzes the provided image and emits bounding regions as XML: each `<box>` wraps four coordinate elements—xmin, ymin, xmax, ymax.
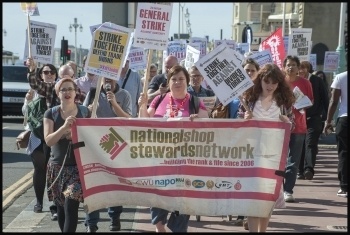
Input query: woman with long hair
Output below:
<box><xmin>238</xmin><ymin>63</ymin><xmax>295</xmax><ymax>232</ymax></box>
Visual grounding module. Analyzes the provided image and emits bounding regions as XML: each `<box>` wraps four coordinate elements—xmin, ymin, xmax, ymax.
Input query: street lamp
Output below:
<box><xmin>184</xmin><ymin>8</ymin><xmax>192</xmax><ymax>37</ymax></box>
<box><xmin>69</xmin><ymin>17</ymin><xmax>83</xmax><ymax>64</ymax></box>
<box><xmin>178</xmin><ymin>3</ymin><xmax>185</xmax><ymax>39</ymax></box>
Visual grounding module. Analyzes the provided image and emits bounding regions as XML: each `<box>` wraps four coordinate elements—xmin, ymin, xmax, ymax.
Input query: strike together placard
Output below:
<box><xmin>24</xmin><ymin>20</ymin><xmax>56</xmax><ymax>64</ymax></box>
<box><xmin>85</xmin><ymin>22</ymin><xmax>133</xmax><ymax>80</ymax></box>
<box><xmin>195</xmin><ymin>44</ymin><xmax>254</xmax><ymax>106</ymax></box>
<box><xmin>72</xmin><ymin>118</ymin><xmax>291</xmax><ymax>216</ymax></box>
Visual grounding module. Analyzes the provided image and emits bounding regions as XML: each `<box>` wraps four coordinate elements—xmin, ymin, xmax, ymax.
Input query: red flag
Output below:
<box><xmin>260</xmin><ymin>28</ymin><xmax>285</xmax><ymax>69</ymax></box>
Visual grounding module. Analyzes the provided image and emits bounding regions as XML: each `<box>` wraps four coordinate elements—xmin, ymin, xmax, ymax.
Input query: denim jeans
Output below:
<box><xmin>284</xmin><ymin>133</ymin><xmax>306</xmax><ymax>194</ymax></box>
<box><xmin>335</xmin><ymin>116</ymin><xmax>348</xmax><ymax>191</ymax></box>
<box><xmin>85</xmin><ymin>206</ymin><xmax>123</xmax><ymax>227</ymax></box>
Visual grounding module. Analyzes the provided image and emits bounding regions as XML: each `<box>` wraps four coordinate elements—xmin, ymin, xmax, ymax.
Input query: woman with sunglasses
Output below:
<box><xmin>22</xmin><ymin>62</ymin><xmax>59</xmax><ymax>219</ymax></box>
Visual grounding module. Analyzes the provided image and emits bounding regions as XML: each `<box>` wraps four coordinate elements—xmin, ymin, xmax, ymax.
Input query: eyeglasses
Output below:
<box><xmin>59</xmin><ymin>87</ymin><xmax>76</xmax><ymax>93</ymax></box>
<box><xmin>190</xmin><ymin>75</ymin><xmax>202</xmax><ymax>79</ymax></box>
<box><xmin>42</xmin><ymin>70</ymin><xmax>55</xmax><ymax>75</ymax></box>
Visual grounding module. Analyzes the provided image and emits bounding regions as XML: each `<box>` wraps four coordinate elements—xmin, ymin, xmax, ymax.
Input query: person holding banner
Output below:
<box><xmin>83</xmin><ymin>77</ymin><xmax>132</xmax><ymax>232</ymax></box>
<box><xmin>231</xmin><ymin>57</ymin><xmax>261</xmax><ymax>229</ymax></box>
<box><xmin>43</xmin><ymin>78</ymin><xmax>91</xmax><ymax>232</ymax></box>
<box><xmin>147</xmin><ymin>55</ymin><xmax>179</xmax><ymax>104</ymax></box>
<box><xmin>238</xmin><ymin>63</ymin><xmax>295</xmax><ymax>232</ymax></box>
<box><xmin>282</xmin><ymin>55</ymin><xmax>313</xmax><ymax>203</ymax></box>
<box><xmin>138</xmin><ymin>65</ymin><xmax>208</xmax><ymax>232</ymax></box>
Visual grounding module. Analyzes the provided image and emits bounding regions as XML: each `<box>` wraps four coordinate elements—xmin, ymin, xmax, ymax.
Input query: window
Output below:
<box><xmin>2</xmin><ymin>66</ymin><xmax>28</xmax><ymax>83</ymax></box>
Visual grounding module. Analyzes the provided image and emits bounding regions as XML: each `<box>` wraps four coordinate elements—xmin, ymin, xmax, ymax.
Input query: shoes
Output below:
<box><xmin>109</xmin><ymin>219</ymin><xmax>121</xmax><ymax>231</ymax></box>
<box><xmin>86</xmin><ymin>225</ymin><xmax>98</xmax><ymax>233</ymax></box>
<box><xmin>337</xmin><ymin>189</ymin><xmax>348</xmax><ymax>198</ymax></box>
<box><xmin>297</xmin><ymin>173</ymin><xmax>305</xmax><ymax>180</ymax></box>
<box><xmin>304</xmin><ymin>170</ymin><xmax>314</xmax><ymax>180</ymax></box>
<box><xmin>243</xmin><ymin>220</ymin><xmax>249</xmax><ymax>230</ymax></box>
<box><xmin>33</xmin><ymin>204</ymin><xmax>42</xmax><ymax>213</ymax></box>
<box><xmin>51</xmin><ymin>212</ymin><xmax>58</xmax><ymax>221</ymax></box>
<box><xmin>49</xmin><ymin>205</ymin><xmax>57</xmax><ymax>221</ymax></box>
<box><xmin>232</xmin><ymin>218</ymin><xmax>243</xmax><ymax>226</ymax></box>
<box><xmin>284</xmin><ymin>192</ymin><xmax>295</xmax><ymax>202</ymax></box>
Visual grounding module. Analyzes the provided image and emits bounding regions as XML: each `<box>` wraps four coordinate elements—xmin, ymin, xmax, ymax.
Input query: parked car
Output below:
<box><xmin>2</xmin><ymin>65</ymin><xmax>30</xmax><ymax>115</ymax></box>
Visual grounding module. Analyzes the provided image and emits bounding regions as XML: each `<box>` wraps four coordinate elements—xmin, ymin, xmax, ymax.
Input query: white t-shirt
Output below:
<box><xmin>331</xmin><ymin>71</ymin><xmax>347</xmax><ymax>117</ymax></box>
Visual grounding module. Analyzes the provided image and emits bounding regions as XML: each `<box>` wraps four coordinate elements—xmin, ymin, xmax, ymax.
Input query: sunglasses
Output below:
<box><xmin>42</xmin><ymin>70</ymin><xmax>55</xmax><ymax>75</ymax></box>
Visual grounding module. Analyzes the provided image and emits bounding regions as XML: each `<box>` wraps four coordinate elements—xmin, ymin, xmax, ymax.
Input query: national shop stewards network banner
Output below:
<box><xmin>71</xmin><ymin>118</ymin><xmax>291</xmax><ymax>217</ymax></box>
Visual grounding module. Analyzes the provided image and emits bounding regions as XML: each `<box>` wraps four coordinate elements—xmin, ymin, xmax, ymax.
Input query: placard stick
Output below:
<box><xmin>26</xmin><ymin>8</ymin><xmax>32</xmax><ymax>58</ymax></box>
<box><xmin>238</xmin><ymin>95</ymin><xmax>251</xmax><ymax>112</ymax></box>
<box><xmin>140</xmin><ymin>49</ymin><xmax>153</xmax><ymax>109</ymax></box>
<box><xmin>91</xmin><ymin>76</ymin><xmax>102</xmax><ymax>118</ymax></box>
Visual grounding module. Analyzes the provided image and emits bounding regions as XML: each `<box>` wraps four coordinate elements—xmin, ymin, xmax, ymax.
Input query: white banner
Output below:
<box><xmin>214</xmin><ymin>40</ymin><xmax>236</xmax><ymax>50</ymax></box>
<box><xmin>195</xmin><ymin>44</ymin><xmax>254</xmax><ymax>106</ymax></box>
<box><xmin>133</xmin><ymin>2</ymin><xmax>173</xmax><ymax>50</ymax></box>
<box><xmin>323</xmin><ymin>51</ymin><xmax>340</xmax><ymax>73</ymax></box>
<box><xmin>24</xmin><ymin>20</ymin><xmax>57</xmax><ymax>64</ymax></box>
<box><xmin>288</xmin><ymin>28</ymin><xmax>312</xmax><ymax>62</ymax></box>
<box><xmin>184</xmin><ymin>45</ymin><xmax>200</xmax><ymax>71</ymax></box>
<box><xmin>167</xmin><ymin>40</ymin><xmax>187</xmax><ymax>62</ymax></box>
<box><xmin>127</xmin><ymin>47</ymin><xmax>147</xmax><ymax>71</ymax></box>
<box><xmin>247</xmin><ymin>50</ymin><xmax>273</xmax><ymax>68</ymax></box>
<box><xmin>72</xmin><ymin>118</ymin><xmax>291</xmax><ymax>217</ymax></box>
<box><xmin>189</xmin><ymin>37</ymin><xmax>207</xmax><ymax>58</ymax></box>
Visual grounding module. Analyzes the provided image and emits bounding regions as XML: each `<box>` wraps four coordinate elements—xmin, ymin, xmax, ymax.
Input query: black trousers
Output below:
<box><xmin>299</xmin><ymin>115</ymin><xmax>323</xmax><ymax>174</ymax></box>
<box><xmin>335</xmin><ymin>116</ymin><xmax>348</xmax><ymax>191</ymax></box>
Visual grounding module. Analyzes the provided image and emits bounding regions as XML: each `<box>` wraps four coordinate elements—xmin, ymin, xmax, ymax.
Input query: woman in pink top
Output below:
<box><xmin>138</xmin><ymin>65</ymin><xmax>208</xmax><ymax>233</ymax></box>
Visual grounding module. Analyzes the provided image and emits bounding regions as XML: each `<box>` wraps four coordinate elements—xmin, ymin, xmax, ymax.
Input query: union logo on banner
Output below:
<box><xmin>260</xmin><ymin>28</ymin><xmax>285</xmax><ymax>69</ymax></box>
<box><xmin>99</xmin><ymin>127</ymin><xmax>127</xmax><ymax>160</ymax></box>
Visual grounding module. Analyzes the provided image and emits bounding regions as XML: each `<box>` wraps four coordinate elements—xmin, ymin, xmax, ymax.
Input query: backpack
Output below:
<box><xmin>27</xmin><ymin>92</ymin><xmax>59</xmax><ymax>140</ymax></box>
<box><xmin>27</xmin><ymin>97</ymin><xmax>49</xmax><ymax>140</ymax></box>
<box><xmin>154</xmin><ymin>93</ymin><xmax>200</xmax><ymax>115</ymax></box>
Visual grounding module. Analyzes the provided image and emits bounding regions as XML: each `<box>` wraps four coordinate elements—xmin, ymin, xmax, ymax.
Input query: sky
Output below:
<box><xmin>2</xmin><ymin>2</ymin><xmax>233</xmax><ymax>59</ymax></box>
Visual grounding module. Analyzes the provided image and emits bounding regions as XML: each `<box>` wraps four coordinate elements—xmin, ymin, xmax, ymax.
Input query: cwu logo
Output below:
<box><xmin>99</xmin><ymin>127</ymin><xmax>127</xmax><ymax>160</ymax></box>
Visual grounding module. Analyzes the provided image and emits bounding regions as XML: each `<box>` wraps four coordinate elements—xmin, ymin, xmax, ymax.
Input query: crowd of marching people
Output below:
<box><xmin>22</xmin><ymin>50</ymin><xmax>347</xmax><ymax>232</ymax></box>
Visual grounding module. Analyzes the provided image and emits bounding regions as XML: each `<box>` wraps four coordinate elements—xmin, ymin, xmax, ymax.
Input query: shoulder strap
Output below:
<box><xmin>189</xmin><ymin>95</ymin><xmax>200</xmax><ymax>114</ymax></box>
<box><xmin>78</xmin><ymin>105</ymin><xmax>89</xmax><ymax>118</ymax></box>
<box><xmin>154</xmin><ymin>93</ymin><xmax>166</xmax><ymax>111</ymax></box>
<box><xmin>51</xmin><ymin>105</ymin><xmax>61</xmax><ymax>121</ymax></box>
<box><xmin>121</xmin><ymin>69</ymin><xmax>132</xmax><ymax>89</ymax></box>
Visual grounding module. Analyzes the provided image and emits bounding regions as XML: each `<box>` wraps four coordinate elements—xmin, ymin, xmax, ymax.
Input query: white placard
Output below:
<box><xmin>195</xmin><ymin>44</ymin><xmax>254</xmax><ymax>106</ymax></box>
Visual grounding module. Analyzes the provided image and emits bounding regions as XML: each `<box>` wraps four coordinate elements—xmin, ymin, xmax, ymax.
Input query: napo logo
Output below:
<box><xmin>215</xmin><ymin>181</ymin><xmax>233</xmax><ymax>189</ymax></box>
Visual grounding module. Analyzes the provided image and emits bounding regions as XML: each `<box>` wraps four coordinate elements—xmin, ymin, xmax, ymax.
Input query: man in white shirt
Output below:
<box><xmin>323</xmin><ymin>70</ymin><xmax>348</xmax><ymax>198</ymax></box>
